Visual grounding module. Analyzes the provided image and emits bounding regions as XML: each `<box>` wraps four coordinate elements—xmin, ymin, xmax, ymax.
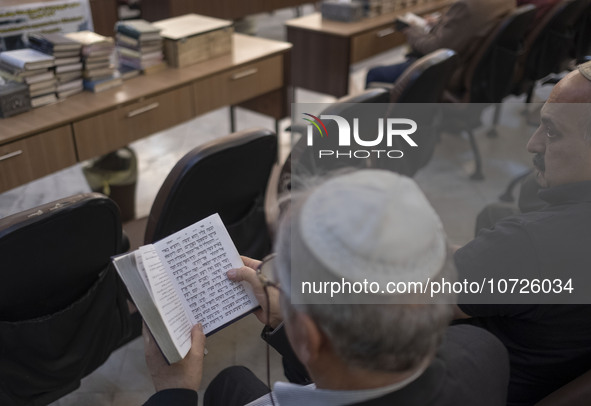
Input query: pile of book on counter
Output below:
<box><xmin>0</xmin><ymin>48</ymin><xmax>56</xmax><ymax>108</ymax></box>
<box><xmin>115</xmin><ymin>19</ymin><xmax>164</xmax><ymax>76</ymax></box>
<box><xmin>29</xmin><ymin>33</ymin><xmax>83</xmax><ymax>99</ymax></box>
<box><xmin>65</xmin><ymin>31</ymin><xmax>122</xmax><ymax>93</ymax></box>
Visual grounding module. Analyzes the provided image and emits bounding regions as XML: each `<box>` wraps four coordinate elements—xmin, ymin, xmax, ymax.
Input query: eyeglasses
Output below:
<box><xmin>256</xmin><ymin>253</ymin><xmax>279</xmax><ymax>406</ymax></box>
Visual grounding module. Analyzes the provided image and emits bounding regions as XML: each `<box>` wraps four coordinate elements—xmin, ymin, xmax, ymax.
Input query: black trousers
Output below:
<box><xmin>204</xmin><ymin>366</ymin><xmax>271</xmax><ymax>406</ymax></box>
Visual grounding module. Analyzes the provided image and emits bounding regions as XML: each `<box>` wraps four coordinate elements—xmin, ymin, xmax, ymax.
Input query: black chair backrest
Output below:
<box><xmin>0</xmin><ymin>193</ymin><xmax>133</xmax><ymax>406</ymax></box>
<box><xmin>145</xmin><ymin>128</ymin><xmax>277</xmax><ymax>259</ymax></box>
<box><xmin>523</xmin><ymin>0</ymin><xmax>589</xmax><ymax>81</ymax></box>
<box><xmin>0</xmin><ymin>193</ymin><xmax>122</xmax><ymax>320</ymax></box>
<box><xmin>380</xmin><ymin>49</ymin><xmax>458</xmax><ymax>176</ymax></box>
<box><xmin>390</xmin><ymin>48</ymin><xmax>459</xmax><ymax>103</ymax></box>
<box><xmin>574</xmin><ymin>1</ymin><xmax>591</xmax><ymax>63</ymax></box>
<box><xmin>282</xmin><ymin>88</ymin><xmax>390</xmax><ymax>192</ymax></box>
<box><xmin>466</xmin><ymin>4</ymin><xmax>537</xmax><ymax>103</ymax></box>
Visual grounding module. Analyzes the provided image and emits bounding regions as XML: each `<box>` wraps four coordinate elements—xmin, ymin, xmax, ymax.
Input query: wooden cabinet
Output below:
<box><xmin>350</xmin><ymin>25</ymin><xmax>405</xmax><ymax>64</ymax></box>
<box><xmin>0</xmin><ymin>126</ymin><xmax>76</xmax><ymax>193</ymax></box>
<box><xmin>193</xmin><ymin>55</ymin><xmax>283</xmax><ymax>115</ymax></box>
<box><xmin>0</xmin><ymin>34</ymin><xmax>291</xmax><ymax>192</ymax></box>
<box><xmin>73</xmin><ymin>85</ymin><xmax>194</xmax><ymax>160</ymax></box>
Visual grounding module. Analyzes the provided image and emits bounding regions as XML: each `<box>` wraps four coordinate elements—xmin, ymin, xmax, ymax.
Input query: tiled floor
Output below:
<box><xmin>0</xmin><ymin>5</ymin><xmax>555</xmax><ymax>406</ymax></box>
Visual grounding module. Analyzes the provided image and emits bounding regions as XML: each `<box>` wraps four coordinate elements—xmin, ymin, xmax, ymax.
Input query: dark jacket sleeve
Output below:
<box><xmin>143</xmin><ymin>388</ymin><xmax>198</xmax><ymax>406</ymax></box>
<box><xmin>262</xmin><ymin>324</ymin><xmax>312</xmax><ymax>384</ymax></box>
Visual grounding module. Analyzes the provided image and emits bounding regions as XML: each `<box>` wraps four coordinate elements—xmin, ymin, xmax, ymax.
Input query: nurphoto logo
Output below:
<box><xmin>303</xmin><ymin>113</ymin><xmax>419</xmax><ymax>159</ymax></box>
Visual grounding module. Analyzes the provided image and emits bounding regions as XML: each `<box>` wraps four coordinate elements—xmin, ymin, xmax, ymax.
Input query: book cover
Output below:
<box><xmin>29</xmin><ymin>33</ymin><xmax>82</xmax><ymax>53</ymax></box>
<box><xmin>116</xmin><ymin>19</ymin><xmax>161</xmax><ymax>40</ymax></box>
<box><xmin>57</xmin><ymin>78</ymin><xmax>83</xmax><ymax>93</ymax></box>
<box><xmin>83</xmin><ymin>74</ymin><xmax>122</xmax><ymax>93</ymax></box>
<box><xmin>118</xmin><ymin>55</ymin><xmax>163</xmax><ymax>70</ymax></box>
<box><xmin>56</xmin><ymin>71</ymin><xmax>82</xmax><ymax>83</ymax></box>
<box><xmin>65</xmin><ymin>30</ymin><xmax>114</xmax><ymax>47</ymax></box>
<box><xmin>83</xmin><ymin>65</ymin><xmax>116</xmax><ymax>79</ymax></box>
<box><xmin>0</xmin><ymin>49</ymin><xmax>55</xmax><ymax>70</ymax></box>
<box><xmin>54</xmin><ymin>56</ymin><xmax>82</xmax><ymax>66</ymax></box>
<box><xmin>153</xmin><ymin>14</ymin><xmax>232</xmax><ymax>41</ymax></box>
<box><xmin>55</xmin><ymin>62</ymin><xmax>83</xmax><ymax>74</ymax></box>
<box><xmin>116</xmin><ymin>34</ymin><xmax>163</xmax><ymax>50</ymax></box>
<box><xmin>118</xmin><ymin>65</ymin><xmax>141</xmax><ymax>80</ymax></box>
<box><xmin>57</xmin><ymin>86</ymin><xmax>83</xmax><ymax>99</ymax></box>
<box><xmin>31</xmin><ymin>92</ymin><xmax>57</xmax><ymax>108</ymax></box>
<box><xmin>396</xmin><ymin>13</ymin><xmax>429</xmax><ymax>31</ymax></box>
<box><xmin>112</xmin><ymin>213</ymin><xmax>259</xmax><ymax>363</ymax></box>
<box><xmin>25</xmin><ymin>70</ymin><xmax>55</xmax><ymax>85</ymax></box>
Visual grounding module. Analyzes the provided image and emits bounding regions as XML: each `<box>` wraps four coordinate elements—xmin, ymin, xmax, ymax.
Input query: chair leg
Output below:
<box><xmin>230</xmin><ymin>105</ymin><xmax>236</xmax><ymax>133</ymax></box>
<box><xmin>466</xmin><ymin>130</ymin><xmax>484</xmax><ymax>181</ymax></box>
<box><xmin>487</xmin><ymin>104</ymin><xmax>501</xmax><ymax>138</ymax></box>
<box><xmin>525</xmin><ymin>83</ymin><xmax>535</xmax><ymax>104</ymax></box>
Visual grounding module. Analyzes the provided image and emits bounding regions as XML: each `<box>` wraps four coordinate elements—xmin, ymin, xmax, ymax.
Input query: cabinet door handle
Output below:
<box><xmin>127</xmin><ymin>102</ymin><xmax>160</xmax><ymax>118</ymax></box>
<box><xmin>0</xmin><ymin>150</ymin><xmax>23</xmax><ymax>162</ymax></box>
<box><xmin>377</xmin><ymin>28</ymin><xmax>395</xmax><ymax>37</ymax></box>
<box><xmin>231</xmin><ymin>68</ymin><xmax>258</xmax><ymax>80</ymax></box>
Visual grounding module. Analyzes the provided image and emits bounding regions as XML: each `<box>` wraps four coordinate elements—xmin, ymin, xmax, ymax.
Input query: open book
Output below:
<box><xmin>112</xmin><ymin>213</ymin><xmax>259</xmax><ymax>363</ymax></box>
<box><xmin>395</xmin><ymin>12</ymin><xmax>429</xmax><ymax>31</ymax></box>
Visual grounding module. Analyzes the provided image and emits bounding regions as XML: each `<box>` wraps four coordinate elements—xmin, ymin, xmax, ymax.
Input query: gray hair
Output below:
<box><xmin>274</xmin><ymin>189</ymin><xmax>455</xmax><ymax>374</ymax></box>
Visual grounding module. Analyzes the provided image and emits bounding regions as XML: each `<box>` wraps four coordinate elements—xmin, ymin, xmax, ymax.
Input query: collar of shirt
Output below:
<box><xmin>246</xmin><ymin>363</ymin><xmax>427</xmax><ymax>406</ymax></box>
<box><xmin>538</xmin><ymin>181</ymin><xmax>591</xmax><ymax>205</ymax></box>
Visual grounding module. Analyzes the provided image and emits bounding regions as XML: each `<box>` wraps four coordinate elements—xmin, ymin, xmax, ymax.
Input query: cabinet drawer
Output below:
<box><xmin>73</xmin><ymin>84</ymin><xmax>194</xmax><ymax>160</ymax></box>
<box><xmin>193</xmin><ymin>55</ymin><xmax>283</xmax><ymax>115</ymax></box>
<box><xmin>350</xmin><ymin>25</ymin><xmax>405</xmax><ymax>64</ymax></box>
<box><xmin>0</xmin><ymin>125</ymin><xmax>76</xmax><ymax>193</ymax></box>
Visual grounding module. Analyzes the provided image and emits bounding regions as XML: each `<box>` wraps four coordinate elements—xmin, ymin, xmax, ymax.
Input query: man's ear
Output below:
<box><xmin>286</xmin><ymin>311</ymin><xmax>325</xmax><ymax>366</ymax></box>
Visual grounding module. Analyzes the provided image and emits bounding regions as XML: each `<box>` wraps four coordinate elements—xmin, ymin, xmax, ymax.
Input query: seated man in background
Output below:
<box><xmin>142</xmin><ymin>170</ymin><xmax>510</xmax><ymax>406</ymax></box>
<box><xmin>455</xmin><ymin>62</ymin><xmax>591</xmax><ymax>406</ymax></box>
<box><xmin>365</xmin><ymin>0</ymin><xmax>514</xmax><ymax>88</ymax></box>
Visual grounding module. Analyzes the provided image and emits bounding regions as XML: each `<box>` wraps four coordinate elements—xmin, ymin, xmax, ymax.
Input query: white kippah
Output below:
<box><xmin>298</xmin><ymin>170</ymin><xmax>447</xmax><ymax>286</ymax></box>
<box><xmin>579</xmin><ymin>61</ymin><xmax>591</xmax><ymax>82</ymax></box>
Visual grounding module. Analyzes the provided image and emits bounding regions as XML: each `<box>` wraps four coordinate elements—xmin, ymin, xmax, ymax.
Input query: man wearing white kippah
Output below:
<box><xmin>143</xmin><ymin>170</ymin><xmax>509</xmax><ymax>406</ymax></box>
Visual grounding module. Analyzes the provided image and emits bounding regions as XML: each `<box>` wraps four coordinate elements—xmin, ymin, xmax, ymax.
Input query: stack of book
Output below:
<box><xmin>28</xmin><ymin>33</ymin><xmax>84</xmax><ymax>99</ymax></box>
<box><xmin>65</xmin><ymin>31</ymin><xmax>122</xmax><ymax>93</ymax></box>
<box><xmin>0</xmin><ymin>48</ymin><xmax>56</xmax><ymax>108</ymax></box>
<box><xmin>115</xmin><ymin>19</ymin><xmax>164</xmax><ymax>74</ymax></box>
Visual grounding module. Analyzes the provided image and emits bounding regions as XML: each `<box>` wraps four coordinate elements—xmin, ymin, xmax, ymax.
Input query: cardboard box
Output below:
<box><xmin>153</xmin><ymin>14</ymin><xmax>233</xmax><ymax>68</ymax></box>
<box><xmin>0</xmin><ymin>82</ymin><xmax>31</xmax><ymax>118</ymax></box>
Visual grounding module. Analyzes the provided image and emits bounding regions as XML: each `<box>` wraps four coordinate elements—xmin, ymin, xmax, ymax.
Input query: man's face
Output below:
<box><xmin>526</xmin><ymin>93</ymin><xmax>591</xmax><ymax>188</ymax></box>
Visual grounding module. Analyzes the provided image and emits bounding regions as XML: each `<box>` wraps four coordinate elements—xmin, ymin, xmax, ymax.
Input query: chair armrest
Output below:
<box><xmin>441</xmin><ymin>90</ymin><xmax>463</xmax><ymax>103</ymax></box>
<box><xmin>366</xmin><ymin>81</ymin><xmax>395</xmax><ymax>91</ymax></box>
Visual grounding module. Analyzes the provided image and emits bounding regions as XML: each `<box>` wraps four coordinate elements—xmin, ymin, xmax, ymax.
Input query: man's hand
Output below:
<box><xmin>226</xmin><ymin>256</ymin><xmax>283</xmax><ymax>329</ymax></box>
<box><xmin>144</xmin><ymin>323</ymin><xmax>206</xmax><ymax>392</ymax></box>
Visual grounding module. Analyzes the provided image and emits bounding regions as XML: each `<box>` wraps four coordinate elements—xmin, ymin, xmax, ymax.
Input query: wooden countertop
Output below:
<box><xmin>285</xmin><ymin>0</ymin><xmax>453</xmax><ymax>36</ymax></box>
<box><xmin>0</xmin><ymin>34</ymin><xmax>291</xmax><ymax>144</ymax></box>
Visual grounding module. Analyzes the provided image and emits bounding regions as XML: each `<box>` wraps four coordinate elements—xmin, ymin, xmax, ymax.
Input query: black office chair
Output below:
<box><xmin>441</xmin><ymin>5</ymin><xmax>537</xmax><ymax>180</ymax></box>
<box><xmin>377</xmin><ymin>49</ymin><xmax>458</xmax><ymax>176</ymax></box>
<box><xmin>369</xmin><ymin>48</ymin><xmax>458</xmax><ymax>104</ymax></box>
<box><xmin>0</xmin><ymin>193</ymin><xmax>138</xmax><ymax>406</ymax></box>
<box><xmin>144</xmin><ymin>128</ymin><xmax>277</xmax><ymax>260</ymax></box>
<box><xmin>285</xmin><ymin>48</ymin><xmax>459</xmax><ymax>188</ymax></box>
<box><xmin>283</xmin><ymin>86</ymin><xmax>390</xmax><ymax>187</ymax></box>
<box><xmin>512</xmin><ymin>0</ymin><xmax>589</xmax><ymax>103</ymax></box>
